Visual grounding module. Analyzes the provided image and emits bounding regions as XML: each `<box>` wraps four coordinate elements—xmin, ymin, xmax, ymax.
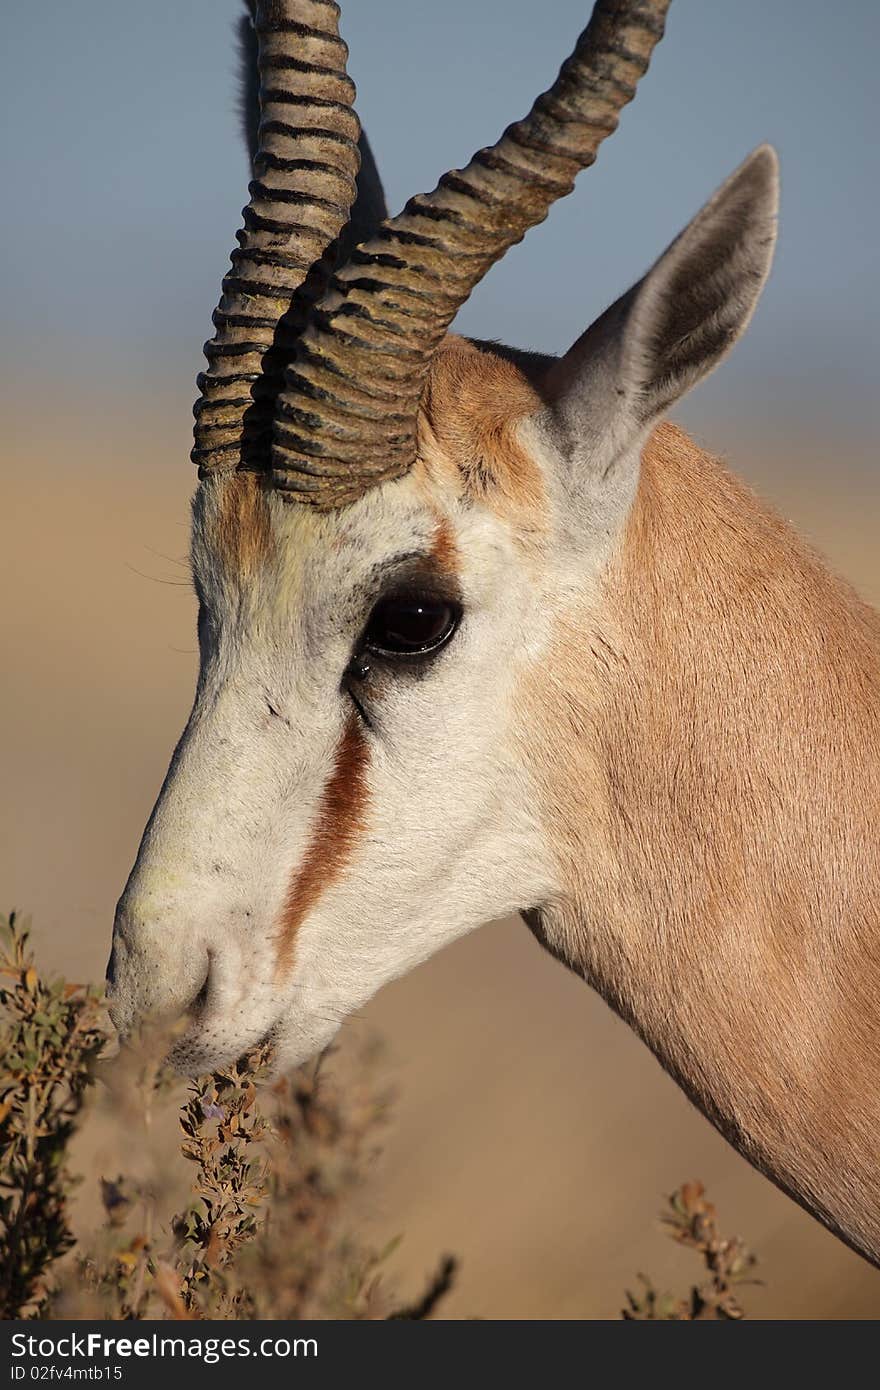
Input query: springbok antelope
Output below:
<box><xmin>108</xmin><ymin>0</ymin><xmax>880</xmax><ymax>1267</ymax></box>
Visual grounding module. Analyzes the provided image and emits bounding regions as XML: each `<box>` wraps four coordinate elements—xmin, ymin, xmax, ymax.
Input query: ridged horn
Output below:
<box><xmin>236</xmin><ymin>1</ymin><xmax>387</xmax><ymax>257</ymax></box>
<box><xmin>271</xmin><ymin>0</ymin><xmax>672</xmax><ymax>508</ymax></box>
<box><xmin>192</xmin><ymin>0</ymin><xmax>362</xmax><ymax>478</ymax></box>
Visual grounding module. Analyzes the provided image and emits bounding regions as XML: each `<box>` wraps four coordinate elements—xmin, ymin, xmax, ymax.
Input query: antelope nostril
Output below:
<box><xmin>104</xmin><ymin>910</ymin><xmax>212</xmax><ymax>1039</ymax></box>
<box><xmin>191</xmin><ymin>956</ymin><xmax>212</xmax><ymax>1015</ymax></box>
<box><xmin>105</xmin><ymin>942</ymin><xmax>120</xmax><ymax>992</ymax></box>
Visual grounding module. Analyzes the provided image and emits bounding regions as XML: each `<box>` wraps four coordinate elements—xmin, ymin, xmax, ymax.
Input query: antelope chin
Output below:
<box><xmin>165</xmin><ymin>1019</ymin><xmax>270</xmax><ymax>1077</ymax></box>
<box><xmin>164</xmin><ymin>1001</ymin><xmax>342</xmax><ymax>1079</ymax></box>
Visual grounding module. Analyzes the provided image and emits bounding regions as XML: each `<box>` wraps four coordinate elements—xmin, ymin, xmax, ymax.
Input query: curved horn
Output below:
<box><xmin>192</xmin><ymin>0</ymin><xmax>362</xmax><ymax>477</ymax></box>
<box><xmin>237</xmin><ymin>4</ymin><xmax>387</xmax><ymax>249</ymax></box>
<box><xmin>271</xmin><ymin>0</ymin><xmax>672</xmax><ymax>508</ymax></box>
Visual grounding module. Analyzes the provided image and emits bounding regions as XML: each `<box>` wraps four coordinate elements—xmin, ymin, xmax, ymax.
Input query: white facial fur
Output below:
<box><xmin>108</xmin><ymin>462</ymin><xmax>557</xmax><ymax>1072</ymax></box>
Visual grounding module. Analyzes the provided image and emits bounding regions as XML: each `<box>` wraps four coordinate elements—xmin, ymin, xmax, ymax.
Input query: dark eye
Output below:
<box><xmin>363</xmin><ymin>595</ymin><xmax>461</xmax><ymax>657</ymax></box>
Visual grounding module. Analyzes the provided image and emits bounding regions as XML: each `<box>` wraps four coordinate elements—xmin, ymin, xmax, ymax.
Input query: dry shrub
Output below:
<box><xmin>623</xmin><ymin>1179</ymin><xmax>759</xmax><ymax>1319</ymax></box>
<box><xmin>1</xmin><ymin>911</ymin><xmax>454</xmax><ymax>1321</ymax></box>
<box><xmin>2</xmin><ymin>911</ymin><xmax>760</xmax><ymax>1321</ymax></box>
<box><xmin>0</xmin><ymin>913</ymin><xmax>104</xmax><ymax>1317</ymax></box>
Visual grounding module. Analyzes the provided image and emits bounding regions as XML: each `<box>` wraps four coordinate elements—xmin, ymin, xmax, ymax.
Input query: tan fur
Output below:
<box><xmin>207</xmin><ymin>470</ymin><xmax>274</xmax><ymax>575</ymax></box>
<box><xmin>417</xmin><ymin>336</ymin><xmax>549</xmax><ymax>544</ymax></box>
<box><xmin>430</xmin><ymin>514</ymin><xmax>460</xmax><ymax>575</ymax></box>
<box><xmin>275</xmin><ymin>715</ymin><xmax>370</xmax><ymax>976</ymax></box>
<box><xmin>520</xmin><ymin>420</ymin><xmax>880</xmax><ymax>1261</ymax></box>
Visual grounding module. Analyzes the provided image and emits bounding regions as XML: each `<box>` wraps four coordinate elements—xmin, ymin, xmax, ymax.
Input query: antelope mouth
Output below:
<box><xmin>165</xmin><ymin>1016</ymin><xmax>280</xmax><ymax>1079</ymax></box>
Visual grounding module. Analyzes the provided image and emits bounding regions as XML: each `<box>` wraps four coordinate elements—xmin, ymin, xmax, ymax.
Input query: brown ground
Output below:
<box><xmin>2</xmin><ymin>388</ymin><xmax>879</xmax><ymax>1318</ymax></box>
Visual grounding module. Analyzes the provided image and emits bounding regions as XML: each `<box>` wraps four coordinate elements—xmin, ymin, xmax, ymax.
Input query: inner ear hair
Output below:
<box><xmin>541</xmin><ymin>145</ymin><xmax>779</xmax><ymax>480</ymax></box>
<box><xmin>623</xmin><ymin>144</ymin><xmax>779</xmax><ymax>425</ymax></box>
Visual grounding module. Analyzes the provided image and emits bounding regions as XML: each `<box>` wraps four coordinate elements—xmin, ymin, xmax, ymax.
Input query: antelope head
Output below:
<box><xmin>108</xmin><ymin>0</ymin><xmax>777</xmax><ymax>1074</ymax></box>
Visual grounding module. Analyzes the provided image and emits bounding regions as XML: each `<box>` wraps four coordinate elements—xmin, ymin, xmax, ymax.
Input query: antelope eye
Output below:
<box><xmin>363</xmin><ymin>595</ymin><xmax>461</xmax><ymax>657</ymax></box>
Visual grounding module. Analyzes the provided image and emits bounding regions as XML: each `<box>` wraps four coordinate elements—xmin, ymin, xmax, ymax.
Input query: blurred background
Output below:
<box><xmin>2</xmin><ymin>0</ymin><xmax>878</xmax><ymax>1317</ymax></box>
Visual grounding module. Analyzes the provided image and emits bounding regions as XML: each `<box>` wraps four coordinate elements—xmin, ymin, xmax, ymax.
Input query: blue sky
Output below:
<box><xmin>2</xmin><ymin>0</ymin><xmax>877</xmax><ymax>439</ymax></box>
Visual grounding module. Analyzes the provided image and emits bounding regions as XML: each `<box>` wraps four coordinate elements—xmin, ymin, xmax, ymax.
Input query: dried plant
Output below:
<box><xmin>623</xmin><ymin>1180</ymin><xmax>760</xmax><ymax>1319</ymax></box>
<box><xmin>0</xmin><ymin>911</ymin><xmax>105</xmax><ymax>1317</ymax></box>
<box><xmin>240</xmin><ymin>1057</ymin><xmax>389</xmax><ymax>1317</ymax></box>
<box><xmin>4</xmin><ymin>910</ymin><xmax>762</xmax><ymax>1325</ymax></box>
<box><xmin>234</xmin><ymin>1055</ymin><xmax>456</xmax><ymax>1319</ymax></box>
<box><xmin>74</xmin><ymin>1045</ymin><xmax>456</xmax><ymax>1321</ymax></box>
<box><xmin>388</xmin><ymin>1256</ymin><xmax>458</xmax><ymax>1320</ymax></box>
<box><xmin>170</xmin><ymin>1044</ymin><xmax>274</xmax><ymax>1317</ymax></box>
<box><xmin>0</xmin><ymin>913</ymin><xmax>454</xmax><ymax>1321</ymax></box>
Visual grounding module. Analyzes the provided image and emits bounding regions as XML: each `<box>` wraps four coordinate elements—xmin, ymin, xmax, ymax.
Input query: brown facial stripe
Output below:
<box><xmin>275</xmin><ymin>714</ymin><xmax>370</xmax><ymax>977</ymax></box>
<box><xmin>211</xmin><ymin>470</ymin><xmax>274</xmax><ymax>577</ymax></box>
<box><xmin>430</xmin><ymin>515</ymin><xmax>459</xmax><ymax>574</ymax></box>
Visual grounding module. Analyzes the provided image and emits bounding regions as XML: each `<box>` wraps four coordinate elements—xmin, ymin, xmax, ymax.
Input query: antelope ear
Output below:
<box><xmin>536</xmin><ymin>146</ymin><xmax>778</xmax><ymax>524</ymax></box>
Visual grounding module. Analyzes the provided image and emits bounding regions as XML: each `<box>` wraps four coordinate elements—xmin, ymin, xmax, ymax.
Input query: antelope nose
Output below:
<box><xmin>106</xmin><ymin>900</ymin><xmax>210</xmax><ymax>1038</ymax></box>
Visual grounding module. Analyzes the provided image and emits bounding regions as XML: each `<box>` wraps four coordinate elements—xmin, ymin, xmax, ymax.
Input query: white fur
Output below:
<box><xmin>110</xmin><ymin>469</ymin><xmax>556</xmax><ymax>1071</ymax></box>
